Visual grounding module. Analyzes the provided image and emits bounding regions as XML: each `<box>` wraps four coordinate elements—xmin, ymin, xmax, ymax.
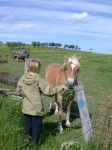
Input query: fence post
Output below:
<box><xmin>25</xmin><ymin>59</ymin><xmax>31</xmax><ymax>73</ymax></box>
<box><xmin>74</xmin><ymin>85</ymin><xmax>93</xmax><ymax>141</ymax></box>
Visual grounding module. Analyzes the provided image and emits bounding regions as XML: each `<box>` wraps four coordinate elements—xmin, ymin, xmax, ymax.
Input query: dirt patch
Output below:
<box><xmin>0</xmin><ymin>62</ymin><xmax>14</xmax><ymax>66</ymax></box>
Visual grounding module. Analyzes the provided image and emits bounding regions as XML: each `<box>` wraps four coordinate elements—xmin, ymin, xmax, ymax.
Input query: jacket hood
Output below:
<box><xmin>22</xmin><ymin>73</ymin><xmax>40</xmax><ymax>85</ymax></box>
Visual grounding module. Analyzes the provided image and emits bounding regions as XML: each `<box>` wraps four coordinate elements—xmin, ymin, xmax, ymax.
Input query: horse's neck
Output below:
<box><xmin>60</xmin><ymin>67</ymin><xmax>67</xmax><ymax>79</ymax></box>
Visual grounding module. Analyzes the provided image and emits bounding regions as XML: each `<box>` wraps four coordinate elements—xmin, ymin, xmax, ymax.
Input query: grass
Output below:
<box><xmin>0</xmin><ymin>94</ymin><xmax>97</xmax><ymax>150</ymax></box>
<box><xmin>0</xmin><ymin>44</ymin><xmax>112</xmax><ymax>149</ymax></box>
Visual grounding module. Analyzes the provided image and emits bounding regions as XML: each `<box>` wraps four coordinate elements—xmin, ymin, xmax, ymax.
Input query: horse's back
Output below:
<box><xmin>46</xmin><ymin>63</ymin><xmax>61</xmax><ymax>72</ymax></box>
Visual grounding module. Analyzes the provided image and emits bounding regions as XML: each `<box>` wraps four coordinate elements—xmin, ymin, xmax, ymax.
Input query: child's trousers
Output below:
<box><xmin>24</xmin><ymin>114</ymin><xmax>42</xmax><ymax>145</ymax></box>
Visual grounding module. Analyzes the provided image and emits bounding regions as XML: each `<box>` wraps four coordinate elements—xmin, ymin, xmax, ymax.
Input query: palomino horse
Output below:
<box><xmin>45</xmin><ymin>55</ymin><xmax>81</xmax><ymax>132</ymax></box>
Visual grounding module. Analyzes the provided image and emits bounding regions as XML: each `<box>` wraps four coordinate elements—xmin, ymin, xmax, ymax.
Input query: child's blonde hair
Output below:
<box><xmin>27</xmin><ymin>60</ymin><xmax>41</xmax><ymax>74</ymax></box>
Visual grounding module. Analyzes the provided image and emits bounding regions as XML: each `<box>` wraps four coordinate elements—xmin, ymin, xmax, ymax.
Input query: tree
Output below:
<box><xmin>0</xmin><ymin>41</ymin><xmax>3</xmax><ymax>45</ymax></box>
<box><xmin>69</xmin><ymin>45</ymin><xmax>75</xmax><ymax>50</ymax></box>
<box><xmin>74</xmin><ymin>45</ymin><xmax>81</xmax><ymax>50</ymax></box>
<box><xmin>32</xmin><ymin>41</ymin><xmax>36</xmax><ymax>48</ymax></box>
<box><xmin>46</xmin><ymin>42</ymin><xmax>49</xmax><ymax>47</ymax></box>
<box><xmin>51</xmin><ymin>42</ymin><xmax>55</xmax><ymax>47</ymax></box>
<box><xmin>64</xmin><ymin>44</ymin><xmax>69</xmax><ymax>49</ymax></box>
<box><xmin>6</xmin><ymin>42</ymin><xmax>12</xmax><ymax>49</ymax></box>
<box><xmin>41</xmin><ymin>42</ymin><xmax>46</xmax><ymax>47</ymax></box>
<box><xmin>49</xmin><ymin>43</ymin><xmax>53</xmax><ymax>47</ymax></box>
<box><xmin>18</xmin><ymin>42</ymin><xmax>22</xmax><ymax>48</ymax></box>
<box><xmin>13</xmin><ymin>42</ymin><xmax>18</xmax><ymax>48</ymax></box>
<box><xmin>57</xmin><ymin>43</ymin><xmax>62</xmax><ymax>48</ymax></box>
<box><xmin>90</xmin><ymin>48</ymin><xmax>93</xmax><ymax>51</ymax></box>
<box><xmin>36</xmin><ymin>41</ymin><xmax>40</xmax><ymax>48</ymax></box>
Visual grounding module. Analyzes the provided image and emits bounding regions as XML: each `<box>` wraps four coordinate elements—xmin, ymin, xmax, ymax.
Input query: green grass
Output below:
<box><xmin>0</xmin><ymin>95</ymin><xmax>108</xmax><ymax>150</ymax></box>
<box><xmin>0</xmin><ymin>44</ymin><xmax>112</xmax><ymax>149</ymax></box>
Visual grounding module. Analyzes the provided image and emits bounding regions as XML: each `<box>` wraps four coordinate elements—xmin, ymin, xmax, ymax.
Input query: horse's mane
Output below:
<box><xmin>61</xmin><ymin>55</ymin><xmax>80</xmax><ymax>70</ymax></box>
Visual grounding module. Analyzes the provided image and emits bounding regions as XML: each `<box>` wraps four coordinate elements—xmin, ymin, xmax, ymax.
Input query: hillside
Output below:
<box><xmin>0</xmin><ymin>44</ymin><xmax>112</xmax><ymax>150</ymax></box>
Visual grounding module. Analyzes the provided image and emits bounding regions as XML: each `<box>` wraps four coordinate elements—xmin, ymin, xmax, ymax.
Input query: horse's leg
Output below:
<box><xmin>49</xmin><ymin>97</ymin><xmax>53</xmax><ymax>112</ymax></box>
<box><xmin>55</xmin><ymin>94</ymin><xmax>58</xmax><ymax>114</ymax></box>
<box><xmin>57</xmin><ymin>94</ymin><xmax>63</xmax><ymax>133</ymax></box>
<box><xmin>66</xmin><ymin>100</ymin><xmax>72</xmax><ymax>127</ymax></box>
<box><xmin>66</xmin><ymin>93</ymin><xmax>74</xmax><ymax>127</ymax></box>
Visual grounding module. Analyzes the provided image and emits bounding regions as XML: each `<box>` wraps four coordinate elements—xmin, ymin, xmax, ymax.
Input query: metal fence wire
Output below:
<box><xmin>91</xmin><ymin>103</ymin><xmax>112</xmax><ymax>150</ymax></box>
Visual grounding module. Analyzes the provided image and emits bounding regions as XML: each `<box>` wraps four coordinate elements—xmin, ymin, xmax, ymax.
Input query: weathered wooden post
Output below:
<box><xmin>25</xmin><ymin>59</ymin><xmax>32</xmax><ymax>73</ymax></box>
<box><xmin>74</xmin><ymin>85</ymin><xmax>93</xmax><ymax>141</ymax></box>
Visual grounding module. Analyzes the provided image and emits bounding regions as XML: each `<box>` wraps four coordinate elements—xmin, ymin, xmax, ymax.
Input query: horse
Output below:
<box><xmin>45</xmin><ymin>55</ymin><xmax>81</xmax><ymax>133</ymax></box>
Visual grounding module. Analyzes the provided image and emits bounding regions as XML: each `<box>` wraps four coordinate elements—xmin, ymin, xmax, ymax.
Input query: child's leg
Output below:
<box><xmin>32</xmin><ymin>116</ymin><xmax>42</xmax><ymax>145</ymax></box>
<box><xmin>24</xmin><ymin>114</ymin><xmax>32</xmax><ymax>136</ymax></box>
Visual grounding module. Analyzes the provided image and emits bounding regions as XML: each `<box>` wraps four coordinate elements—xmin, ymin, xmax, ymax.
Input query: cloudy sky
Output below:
<box><xmin>0</xmin><ymin>0</ymin><xmax>112</xmax><ymax>54</ymax></box>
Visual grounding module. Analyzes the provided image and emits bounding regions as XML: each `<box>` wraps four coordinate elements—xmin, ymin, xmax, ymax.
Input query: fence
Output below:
<box><xmin>92</xmin><ymin>103</ymin><xmax>112</xmax><ymax>150</ymax></box>
<box><xmin>61</xmin><ymin>77</ymin><xmax>112</xmax><ymax>150</ymax></box>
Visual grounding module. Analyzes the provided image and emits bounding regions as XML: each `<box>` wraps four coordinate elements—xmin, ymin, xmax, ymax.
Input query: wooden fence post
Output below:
<box><xmin>74</xmin><ymin>85</ymin><xmax>93</xmax><ymax>141</ymax></box>
<box><xmin>25</xmin><ymin>59</ymin><xmax>32</xmax><ymax>73</ymax></box>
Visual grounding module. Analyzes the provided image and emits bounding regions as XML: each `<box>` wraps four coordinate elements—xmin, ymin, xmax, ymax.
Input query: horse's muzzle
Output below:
<box><xmin>67</xmin><ymin>77</ymin><xmax>77</xmax><ymax>88</ymax></box>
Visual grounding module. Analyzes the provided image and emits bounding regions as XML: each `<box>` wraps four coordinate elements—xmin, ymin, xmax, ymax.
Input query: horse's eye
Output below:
<box><xmin>66</xmin><ymin>68</ymin><xmax>68</xmax><ymax>71</ymax></box>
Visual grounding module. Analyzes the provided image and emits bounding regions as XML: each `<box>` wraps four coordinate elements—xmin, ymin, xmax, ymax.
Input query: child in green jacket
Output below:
<box><xmin>16</xmin><ymin>60</ymin><xmax>68</xmax><ymax>145</ymax></box>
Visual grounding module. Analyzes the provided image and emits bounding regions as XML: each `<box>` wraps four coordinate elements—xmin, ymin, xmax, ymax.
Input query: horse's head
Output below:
<box><xmin>65</xmin><ymin>55</ymin><xmax>81</xmax><ymax>88</ymax></box>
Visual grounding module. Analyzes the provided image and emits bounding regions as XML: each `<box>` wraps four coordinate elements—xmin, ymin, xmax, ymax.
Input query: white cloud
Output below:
<box><xmin>8</xmin><ymin>21</ymin><xmax>48</xmax><ymax>31</ymax></box>
<box><xmin>0</xmin><ymin>33</ymin><xmax>41</xmax><ymax>39</ymax></box>
<box><xmin>2</xmin><ymin>15</ymin><xmax>15</xmax><ymax>21</ymax></box>
<box><xmin>70</xmin><ymin>12</ymin><xmax>88</xmax><ymax>23</ymax></box>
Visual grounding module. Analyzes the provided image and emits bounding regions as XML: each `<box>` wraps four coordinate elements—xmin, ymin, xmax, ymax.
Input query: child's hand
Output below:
<box><xmin>63</xmin><ymin>85</ymin><xmax>69</xmax><ymax>91</ymax></box>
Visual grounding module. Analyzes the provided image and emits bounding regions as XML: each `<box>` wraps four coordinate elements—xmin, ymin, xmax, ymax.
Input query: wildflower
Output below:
<box><xmin>4</xmin><ymin>133</ymin><xmax>7</xmax><ymax>136</ymax></box>
<box><xmin>27</xmin><ymin>139</ymin><xmax>29</xmax><ymax>143</ymax></box>
<box><xmin>16</xmin><ymin>111</ymin><xmax>18</xmax><ymax>113</ymax></box>
<box><xmin>18</xmin><ymin>128</ymin><xmax>20</xmax><ymax>130</ymax></box>
<box><xmin>13</xmin><ymin>128</ymin><xmax>15</xmax><ymax>130</ymax></box>
<box><xmin>77</xmin><ymin>145</ymin><xmax>79</xmax><ymax>149</ymax></box>
<box><xmin>11</xmin><ymin>132</ymin><xmax>13</xmax><ymax>134</ymax></box>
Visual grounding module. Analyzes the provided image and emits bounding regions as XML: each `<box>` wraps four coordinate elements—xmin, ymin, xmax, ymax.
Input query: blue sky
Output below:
<box><xmin>0</xmin><ymin>0</ymin><xmax>112</xmax><ymax>54</ymax></box>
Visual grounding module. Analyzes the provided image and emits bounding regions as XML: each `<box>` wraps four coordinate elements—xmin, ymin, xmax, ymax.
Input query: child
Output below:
<box><xmin>16</xmin><ymin>60</ymin><xmax>68</xmax><ymax>145</ymax></box>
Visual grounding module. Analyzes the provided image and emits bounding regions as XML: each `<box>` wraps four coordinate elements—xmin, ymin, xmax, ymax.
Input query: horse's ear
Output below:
<box><xmin>78</xmin><ymin>56</ymin><xmax>81</xmax><ymax>62</ymax></box>
<box><xmin>65</xmin><ymin>55</ymin><xmax>69</xmax><ymax>62</ymax></box>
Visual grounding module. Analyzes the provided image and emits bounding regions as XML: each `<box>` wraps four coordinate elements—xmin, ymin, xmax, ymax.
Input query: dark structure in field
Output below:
<box><xmin>12</xmin><ymin>50</ymin><xmax>30</xmax><ymax>62</ymax></box>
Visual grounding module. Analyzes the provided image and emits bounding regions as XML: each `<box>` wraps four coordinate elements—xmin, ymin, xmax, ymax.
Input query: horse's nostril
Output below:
<box><xmin>67</xmin><ymin>77</ymin><xmax>77</xmax><ymax>88</ymax></box>
<box><xmin>68</xmin><ymin>85</ymin><xmax>73</xmax><ymax>89</ymax></box>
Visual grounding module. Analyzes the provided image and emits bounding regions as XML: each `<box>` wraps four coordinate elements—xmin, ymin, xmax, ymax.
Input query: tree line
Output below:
<box><xmin>0</xmin><ymin>41</ymin><xmax>82</xmax><ymax>51</ymax></box>
<box><xmin>31</xmin><ymin>41</ymin><xmax>81</xmax><ymax>50</ymax></box>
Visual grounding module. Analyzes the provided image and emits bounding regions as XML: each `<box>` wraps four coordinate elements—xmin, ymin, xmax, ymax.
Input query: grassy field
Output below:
<box><xmin>0</xmin><ymin>44</ymin><xmax>112</xmax><ymax>150</ymax></box>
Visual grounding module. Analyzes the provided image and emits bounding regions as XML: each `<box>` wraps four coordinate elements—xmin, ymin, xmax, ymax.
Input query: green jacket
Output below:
<box><xmin>16</xmin><ymin>73</ymin><xmax>64</xmax><ymax>116</ymax></box>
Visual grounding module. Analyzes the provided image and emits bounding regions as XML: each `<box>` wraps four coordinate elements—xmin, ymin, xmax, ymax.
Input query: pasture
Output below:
<box><xmin>0</xmin><ymin>44</ymin><xmax>112</xmax><ymax>150</ymax></box>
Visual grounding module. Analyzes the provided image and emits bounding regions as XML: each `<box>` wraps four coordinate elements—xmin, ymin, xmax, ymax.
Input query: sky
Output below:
<box><xmin>0</xmin><ymin>0</ymin><xmax>112</xmax><ymax>54</ymax></box>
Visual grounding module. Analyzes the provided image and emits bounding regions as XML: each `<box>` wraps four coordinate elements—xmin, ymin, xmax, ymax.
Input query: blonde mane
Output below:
<box><xmin>61</xmin><ymin>55</ymin><xmax>80</xmax><ymax>70</ymax></box>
